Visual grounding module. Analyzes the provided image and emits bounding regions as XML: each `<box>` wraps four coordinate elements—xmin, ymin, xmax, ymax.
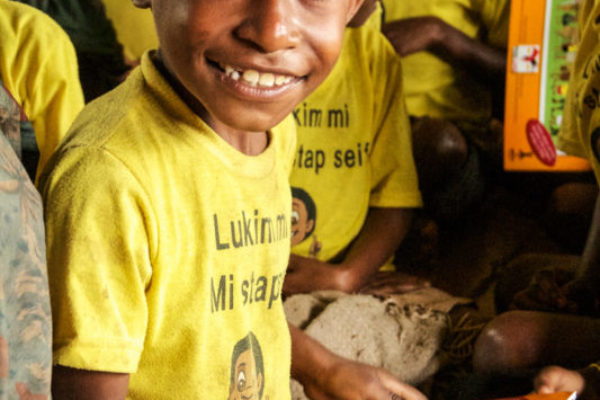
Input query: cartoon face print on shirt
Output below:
<box><xmin>290</xmin><ymin>187</ymin><xmax>316</xmax><ymax>246</ymax></box>
<box><xmin>229</xmin><ymin>332</ymin><xmax>264</xmax><ymax>400</ymax></box>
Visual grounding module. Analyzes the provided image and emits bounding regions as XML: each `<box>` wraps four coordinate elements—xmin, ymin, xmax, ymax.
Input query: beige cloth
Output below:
<box><xmin>284</xmin><ymin>288</ymin><xmax>472</xmax><ymax>399</ymax></box>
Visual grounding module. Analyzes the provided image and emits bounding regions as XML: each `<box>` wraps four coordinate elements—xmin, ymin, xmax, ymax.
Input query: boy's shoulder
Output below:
<box><xmin>60</xmin><ymin>68</ymin><xmax>147</xmax><ymax>152</ymax></box>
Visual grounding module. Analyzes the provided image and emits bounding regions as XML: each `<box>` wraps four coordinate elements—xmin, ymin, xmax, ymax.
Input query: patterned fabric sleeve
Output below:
<box><xmin>0</xmin><ymin>82</ymin><xmax>51</xmax><ymax>400</ymax></box>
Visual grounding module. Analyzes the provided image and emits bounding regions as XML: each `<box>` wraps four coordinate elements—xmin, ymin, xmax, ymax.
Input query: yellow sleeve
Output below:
<box><xmin>472</xmin><ymin>0</ymin><xmax>511</xmax><ymax>48</ymax></box>
<box><xmin>369</xmin><ymin>33</ymin><xmax>423</xmax><ymax>209</ymax></box>
<box><xmin>42</xmin><ymin>146</ymin><xmax>153</xmax><ymax>373</ymax></box>
<box><xmin>24</xmin><ymin>23</ymin><xmax>85</xmax><ymax>181</ymax></box>
<box><xmin>0</xmin><ymin>2</ymin><xmax>85</xmax><ymax>181</ymax></box>
<box><xmin>101</xmin><ymin>0</ymin><xmax>158</xmax><ymax>61</ymax></box>
<box><xmin>585</xmin><ymin>105</ymin><xmax>600</xmax><ymax>182</ymax></box>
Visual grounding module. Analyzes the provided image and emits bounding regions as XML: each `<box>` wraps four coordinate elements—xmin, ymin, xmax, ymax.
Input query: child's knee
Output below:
<box><xmin>473</xmin><ymin>311</ymin><xmax>541</xmax><ymax>374</ymax></box>
<box><xmin>412</xmin><ymin>117</ymin><xmax>468</xmax><ymax>170</ymax></box>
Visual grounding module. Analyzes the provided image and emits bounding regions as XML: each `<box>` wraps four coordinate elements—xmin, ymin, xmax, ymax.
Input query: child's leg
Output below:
<box><xmin>411</xmin><ymin>117</ymin><xmax>468</xmax><ymax>195</ymax></box>
<box><xmin>473</xmin><ymin>310</ymin><xmax>600</xmax><ymax>374</ymax></box>
<box><xmin>411</xmin><ymin>117</ymin><xmax>486</xmax><ymax>224</ymax></box>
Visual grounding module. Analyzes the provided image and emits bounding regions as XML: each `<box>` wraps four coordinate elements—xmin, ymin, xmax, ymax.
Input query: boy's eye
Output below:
<box><xmin>237</xmin><ymin>371</ymin><xmax>247</xmax><ymax>392</ymax></box>
<box><xmin>291</xmin><ymin>211</ymin><xmax>299</xmax><ymax>224</ymax></box>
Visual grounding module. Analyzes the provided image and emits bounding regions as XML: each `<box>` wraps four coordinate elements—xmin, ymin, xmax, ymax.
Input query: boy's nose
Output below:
<box><xmin>236</xmin><ymin>0</ymin><xmax>301</xmax><ymax>53</ymax></box>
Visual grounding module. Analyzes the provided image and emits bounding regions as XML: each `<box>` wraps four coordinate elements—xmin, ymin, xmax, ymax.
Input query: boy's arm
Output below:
<box><xmin>52</xmin><ymin>366</ymin><xmax>129</xmax><ymax>400</ymax></box>
<box><xmin>289</xmin><ymin>324</ymin><xmax>427</xmax><ymax>400</ymax></box>
<box><xmin>284</xmin><ymin>207</ymin><xmax>428</xmax><ymax>295</ymax></box>
<box><xmin>382</xmin><ymin>17</ymin><xmax>506</xmax><ymax>83</ymax></box>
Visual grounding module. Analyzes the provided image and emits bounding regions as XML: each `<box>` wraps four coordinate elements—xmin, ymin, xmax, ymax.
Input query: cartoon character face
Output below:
<box><xmin>135</xmin><ymin>0</ymin><xmax>366</xmax><ymax>136</ymax></box>
<box><xmin>229</xmin><ymin>348</ymin><xmax>263</xmax><ymax>400</ymax></box>
<box><xmin>291</xmin><ymin>196</ymin><xmax>315</xmax><ymax>246</ymax></box>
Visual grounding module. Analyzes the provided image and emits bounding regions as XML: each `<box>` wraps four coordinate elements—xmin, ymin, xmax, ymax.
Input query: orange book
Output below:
<box><xmin>493</xmin><ymin>392</ymin><xmax>577</xmax><ymax>400</ymax></box>
<box><xmin>503</xmin><ymin>0</ymin><xmax>591</xmax><ymax>171</ymax></box>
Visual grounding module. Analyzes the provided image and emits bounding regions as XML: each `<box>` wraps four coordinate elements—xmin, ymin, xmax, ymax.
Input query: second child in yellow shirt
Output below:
<box><xmin>0</xmin><ymin>0</ymin><xmax>84</xmax><ymax>181</ymax></box>
<box><xmin>381</xmin><ymin>0</ymin><xmax>509</xmax><ymax>223</ymax></box>
<box><xmin>41</xmin><ymin>0</ymin><xmax>427</xmax><ymax>398</ymax></box>
<box><xmin>285</xmin><ymin>1</ymin><xmax>429</xmax><ymax>295</ymax></box>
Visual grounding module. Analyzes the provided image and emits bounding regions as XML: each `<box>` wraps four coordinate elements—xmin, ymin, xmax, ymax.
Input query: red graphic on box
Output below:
<box><xmin>526</xmin><ymin>119</ymin><xmax>557</xmax><ymax>166</ymax></box>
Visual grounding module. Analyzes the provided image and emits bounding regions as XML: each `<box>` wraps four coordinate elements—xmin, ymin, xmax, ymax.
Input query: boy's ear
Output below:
<box><xmin>132</xmin><ymin>0</ymin><xmax>151</xmax><ymax>9</ymax></box>
<box><xmin>345</xmin><ymin>0</ymin><xmax>366</xmax><ymax>24</ymax></box>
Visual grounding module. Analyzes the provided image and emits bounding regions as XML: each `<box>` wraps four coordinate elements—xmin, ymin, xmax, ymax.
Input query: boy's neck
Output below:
<box><xmin>213</xmin><ymin>124</ymin><xmax>270</xmax><ymax>156</ymax></box>
<box><xmin>151</xmin><ymin>52</ymin><xmax>269</xmax><ymax>156</ymax></box>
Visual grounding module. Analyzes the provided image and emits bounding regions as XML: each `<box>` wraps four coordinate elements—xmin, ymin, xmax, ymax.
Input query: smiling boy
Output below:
<box><xmin>40</xmin><ymin>0</ymin><xmax>425</xmax><ymax>399</ymax></box>
<box><xmin>284</xmin><ymin>0</ymin><xmax>425</xmax><ymax>296</ymax></box>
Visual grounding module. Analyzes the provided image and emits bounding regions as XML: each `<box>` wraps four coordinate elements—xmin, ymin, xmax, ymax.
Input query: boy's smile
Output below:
<box><xmin>209</xmin><ymin>60</ymin><xmax>297</xmax><ymax>90</ymax></box>
<box><xmin>136</xmin><ymin>0</ymin><xmax>365</xmax><ymax>145</ymax></box>
<box><xmin>204</xmin><ymin>55</ymin><xmax>305</xmax><ymax>102</ymax></box>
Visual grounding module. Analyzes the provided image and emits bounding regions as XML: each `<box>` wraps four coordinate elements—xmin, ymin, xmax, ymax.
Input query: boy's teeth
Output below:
<box><xmin>242</xmin><ymin>70</ymin><xmax>260</xmax><ymax>86</ymax></box>
<box><xmin>222</xmin><ymin>64</ymin><xmax>293</xmax><ymax>87</ymax></box>
<box><xmin>259</xmin><ymin>73</ymin><xmax>275</xmax><ymax>87</ymax></box>
<box><xmin>275</xmin><ymin>75</ymin><xmax>287</xmax><ymax>85</ymax></box>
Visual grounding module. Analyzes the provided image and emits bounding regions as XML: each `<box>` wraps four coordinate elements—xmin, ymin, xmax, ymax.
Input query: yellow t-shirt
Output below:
<box><xmin>289</xmin><ymin>20</ymin><xmax>422</xmax><ymax>266</ymax></box>
<box><xmin>101</xmin><ymin>0</ymin><xmax>158</xmax><ymax>62</ymax></box>
<box><xmin>0</xmin><ymin>0</ymin><xmax>84</xmax><ymax>180</ymax></box>
<box><xmin>41</xmin><ymin>53</ymin><xmax>294</xmax><ymax>400</ymax></box>
<box><xmin>557</xmin><ymin>0</ymin><xmax>600</xmax><ymax>180</ymax></box>
<box><xmin>381</xmin><ymin>0</ymin><xmax>510</xmax><ymax>123</ymax></box>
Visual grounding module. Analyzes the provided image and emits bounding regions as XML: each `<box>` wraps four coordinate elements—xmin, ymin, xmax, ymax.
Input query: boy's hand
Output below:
<box><xmin>290</xmin><ymin>324</ymin><xmax>426</xmax><ymax>400</ymax></box>
<box><xmin>284</xmin><ymin>254</ymin><xmax>363</xmax><ymax>295</ymax></box>
<box><xmin>534</xmin><ymin>366</ymin><xmax>584</xmax><ymax>396</ymax></box>
<box><xmin>382</xmin><ymin>17</ymin><xmax>443</xmax><ymax>57</ymax></box>
<box><xmin>303</xmin><ymin>358</ymin><xmax>427</xmax><ymax>400</ymax></box>
<box><xmin>358</xmin><ymin>271</ymin><xmax>431</xmax><ymax>296</ymax></box>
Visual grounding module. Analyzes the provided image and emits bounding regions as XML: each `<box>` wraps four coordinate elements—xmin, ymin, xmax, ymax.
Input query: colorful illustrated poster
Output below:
<box><xmin>504</xmin><ymin>0</ymin><xmax>591</xmax><ymax>171</ymax></box>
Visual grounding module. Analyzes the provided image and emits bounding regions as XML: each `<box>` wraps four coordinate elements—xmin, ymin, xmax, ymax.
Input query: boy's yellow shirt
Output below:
<box><xmin>0</xmin><ymin>0</ymin><xmax>84</xmax><ymax>180</ymax></box>
<box><xmin>290</xmin><ymin>13</ymin><xmax>422</xmax><ymax>266</ymax></box>
<box><xmin>101</xmin><ymin>0</ymin><xmax>158</xmax><ymax>61</ymax></box>
<box><xmin>41</xmin><ymin>53</ymin><xmax>294</xmax><ymax>399</ymax></box>
<box><xmin>558</xmin><ymin>0</ymin><xmax>600</xmax><ymax>180</ymax></box>
<box><xmin>382</xmin><ymin>0</ymin><xmax>510</xmax><ymax>124</ymax></box>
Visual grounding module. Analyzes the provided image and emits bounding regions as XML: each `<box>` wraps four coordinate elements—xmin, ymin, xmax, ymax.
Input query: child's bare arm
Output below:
<box><xmin>289</xmin><ymin>324</ymin><xmax>427</xmax><ymax>400</ymax></box>
<box><xmin>284</xmin><ymin>208</ymin><xmax>420</xmax><ymax>295</ymax></box>
<box><xmin>337</xmin><ymin>207</ymin><xmax>414</xmax><ymax>291</ymax></box>
<box><xmin>52</xmin><ymin>365</ymin><xmax>129</xmax><ymax>400</ymax></box>
<box><xmin>383</xmin><ymin>16</ymin><xmax>506</xmax><ymax>82</ymax></box>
